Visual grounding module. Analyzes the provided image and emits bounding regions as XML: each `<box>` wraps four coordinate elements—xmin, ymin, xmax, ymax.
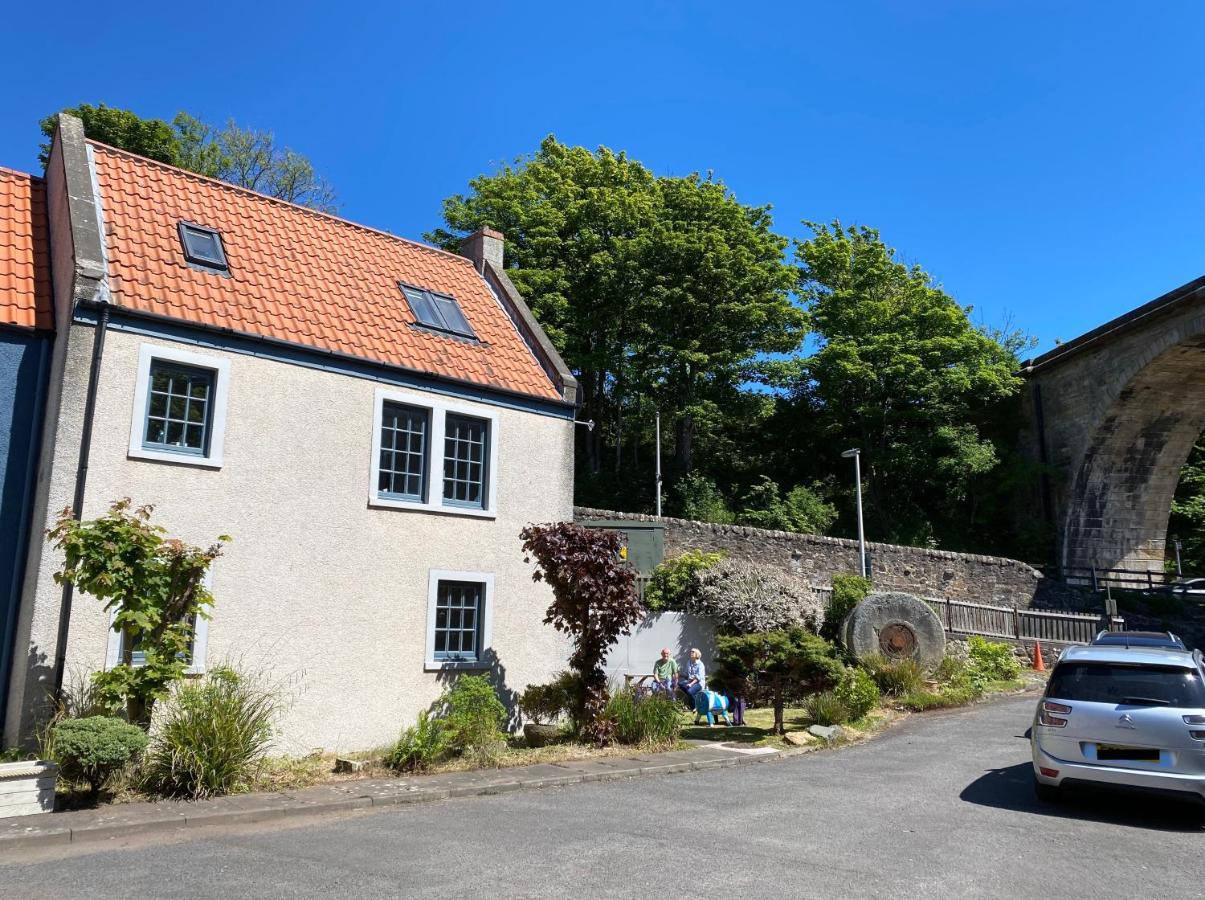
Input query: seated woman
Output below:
<box><xmin>651</xmin><ymin>648</ymin><xmax>679</xmax><ymax>696</ymax></box>
<box><xmin>679</xmin><ymin>648</ymin><xmax>707</xmax><ymax>708</ymax></box>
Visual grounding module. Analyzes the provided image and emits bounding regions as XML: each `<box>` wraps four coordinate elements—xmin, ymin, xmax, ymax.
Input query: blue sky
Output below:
<box><xmin>3</xmin><ymin>1</ymin><xmax>1201</xmax><ymax>355</ymax></box>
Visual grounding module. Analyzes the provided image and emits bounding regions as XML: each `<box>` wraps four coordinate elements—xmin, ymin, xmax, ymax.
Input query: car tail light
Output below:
<box><xmin>1183</xmin><ymin>715</ymin><xmax>1205</xmax><ymax>725</ymax></box>
<box><xmin>1039</xmin><ymin>701</ymin><xmax>1070</xmax><ymax>727</ymax></box>
<box><xmin>1039</xmin><ymin>767</ymin><xmax>1059</xmax><ymax>778</ymax></box>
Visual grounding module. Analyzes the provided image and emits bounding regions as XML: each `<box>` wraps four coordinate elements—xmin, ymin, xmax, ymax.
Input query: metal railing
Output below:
<box><xmin>1054</xmin><ymin>565</ymin><xmax>1196</xmax><ymax>594</ymax></box>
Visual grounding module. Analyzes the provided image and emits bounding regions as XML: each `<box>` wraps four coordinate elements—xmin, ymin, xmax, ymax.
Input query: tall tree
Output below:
<box><xmin>40</xmin><ymin>105</ymin><xmax>337</xmax><ymax>212</ymax></box>
<box><xmin>430</xmin><ymin>137</ymin><xmax>802</xmax><ymax>480</ymax></box>
<box><xmin>793</xmin><ymin>222</ymin><xmax>1021</xmax><ymax>546</ymax></box>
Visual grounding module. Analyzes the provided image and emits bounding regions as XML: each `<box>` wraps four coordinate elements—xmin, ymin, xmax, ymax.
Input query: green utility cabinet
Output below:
<box><xmin>578</xmin><ymin>519</ymin><xmax>665</xmax><ymax>576</ymax></box>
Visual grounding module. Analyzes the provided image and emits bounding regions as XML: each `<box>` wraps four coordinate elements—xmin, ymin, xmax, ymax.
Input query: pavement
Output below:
<box><xmin>2</xmin><ymin>695</ymin><xmax>1204</xmax><ymax>898</ymax></box>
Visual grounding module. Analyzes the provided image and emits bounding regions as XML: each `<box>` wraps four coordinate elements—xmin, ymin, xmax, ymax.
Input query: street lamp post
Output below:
<box><xmin>654</xmin><ymin>411</ymin><xmax>663</xmax><ymax>517</ymax></box>
<box><xmin>842</xmin><ymin>448</ymin><xmax>867</xmax><ymax>578</ymax></box>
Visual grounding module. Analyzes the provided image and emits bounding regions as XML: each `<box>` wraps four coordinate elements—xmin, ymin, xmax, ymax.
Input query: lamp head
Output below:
<box><xmin>841</xmin><ymin>448</ymin><xmax>860</xmax><ymax>459</ymax></box>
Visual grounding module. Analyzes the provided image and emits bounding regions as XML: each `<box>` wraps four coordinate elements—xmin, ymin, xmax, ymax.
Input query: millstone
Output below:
<box><xmin>840</xmin><ymin>591</ymin><xmax>946</xmax><ymax>670</ymax></box>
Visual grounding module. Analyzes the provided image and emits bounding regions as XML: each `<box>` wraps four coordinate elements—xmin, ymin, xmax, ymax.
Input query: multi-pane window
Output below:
<box><xmin>443</xmin><ymin>414</ymin><xmax>488</xmax><ymax>508</ymax></box>
<box><xmin>143</xmin><ymin>361</ymin><xmax>214</xmax><ymax>455</ymax></box>
<box><xmin>178</xmin><ymin>222</ymin><xmax>229</xmax><ymax>272</ymax></box>
<box><xmin>401</xmin><ymin>284</ymin><xmax>477</xmax><ymax>339</ymax></box>
<box><xmin>378</xmin><ymin>402</ymin><xmax>429</xmax><ymax>501</ymax></box>
<box><xmin>433</xmin><ymin>581</ymin><xmax>484</xmax><ymax>662</ymax></box>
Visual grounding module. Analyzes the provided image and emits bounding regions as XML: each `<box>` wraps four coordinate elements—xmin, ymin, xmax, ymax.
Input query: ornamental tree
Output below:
<box><xmin>713</xmin><ymin>629</ymin><xmax>845</xmax><ymax>734</ymax></box>
<box><xmin>520</xmin><ymin>522</ymin><xmax>642</xmax><ymax>745</ymax></box>
<box><xmin>48</xmin><ymin>499</ymin><xmax>229</xmax><ymax>726</ymax></box>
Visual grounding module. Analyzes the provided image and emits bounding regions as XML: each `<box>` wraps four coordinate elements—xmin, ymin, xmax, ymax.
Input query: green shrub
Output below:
<box><xmin>861</xmin><ymin>656</ymin><xmax>925</xmax><ymax>696</ymax></box>
<box><xmin>805</xmin><ymin>690</ymin><xmax>849</xmax><ymax>726</ymax></box>
<box><xmin>935</xmin><ymin>655</ymin><xmax>967</xmax><ymax>683</ymax></box>
<box><xmin>897</xmin><ymin>682</ymin><xmax>980</xmax><ymax>711</ymax></box>
<box><xmin>141</xmin><ymin>668</ymin><xmax>278</xmax><ymax>799</ymax></box>
<box><xmin>823</xmin><ymin>574</ymin><xmax>872</xmax><ymax>639</ymax></box>
<box><xmin>52</xmin><ymin>716</ymin><xmax>148</xmax><ymax>794</ymax></box>
<box><xmin>605</xmin><ymin>689</ymin><xmax>681</xmax><ymax>747</ymax></box>
<box><xmin>643</xmin><ymin>550</ymin><xmax>724</xmax><ymax>612</ymax></box>
<box><xmin>966</xmin><ymin>636</ymin><xmax>1022</xmax><ymax>682</ymax></box>
<box><xmin>834</xmin><ymin>666</ymin><xmax>880</xmax><ymax>720</ymax></box>
<box><xmin>437</xmin><ymin>676</ymin><xmax>506</xmax><ymax>763</ymax></box>
<box><xmin>387</xmin><ymin>711</ymin><xmax>447</xmax><ymax>773</ymax></box>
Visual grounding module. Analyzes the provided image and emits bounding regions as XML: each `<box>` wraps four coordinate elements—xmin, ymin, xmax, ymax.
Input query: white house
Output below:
<box><xmin>2</xmin><ymin>115</ymin><xmax>578</xmax><ymax>752</ymax></box>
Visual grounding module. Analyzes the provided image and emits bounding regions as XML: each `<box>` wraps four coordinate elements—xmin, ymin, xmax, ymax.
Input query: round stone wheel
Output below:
<box><xmin>840</xmin><ymin>591</ymin><xmax>946</xmax><ymax>670</ymax></box>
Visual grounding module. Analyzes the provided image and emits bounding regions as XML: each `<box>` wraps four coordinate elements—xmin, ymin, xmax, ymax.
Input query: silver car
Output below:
<box><xmin>1031</xmin><ymin>644</ymin><xmax>1205</xmax><ymax>803</ymax></box>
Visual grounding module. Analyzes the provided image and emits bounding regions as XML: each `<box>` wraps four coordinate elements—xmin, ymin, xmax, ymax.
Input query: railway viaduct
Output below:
<box><xmin>1022</xmin><ymin>275</ymin><xmax>1205</xmax><ymax>577</ymax></box>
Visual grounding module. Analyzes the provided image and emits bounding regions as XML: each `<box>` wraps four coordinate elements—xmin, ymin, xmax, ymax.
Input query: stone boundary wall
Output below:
<box><xmin>574</xmin><ymin>507</ymin><xmax>1091</xmax><ymax>611</ymax></box>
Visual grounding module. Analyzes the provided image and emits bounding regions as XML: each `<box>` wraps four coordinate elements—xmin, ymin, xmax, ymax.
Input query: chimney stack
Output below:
<box><xmin>459</xmin><ymin>227</ymin><xmax>504</xmax><ymax>273</ymax></box>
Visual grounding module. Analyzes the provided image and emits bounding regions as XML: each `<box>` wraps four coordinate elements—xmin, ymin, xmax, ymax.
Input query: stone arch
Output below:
<box><xmin>1060</xmin><ymin>333</ymin><xmax>1205</xmax><ymax>572</ymax></box>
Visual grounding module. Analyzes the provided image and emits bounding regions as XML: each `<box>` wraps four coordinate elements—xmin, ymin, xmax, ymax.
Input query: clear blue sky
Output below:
<box><xmin>4</xmin><ymin>1</ymin><xmax>1202</xmax><ymax>355</ymax></box>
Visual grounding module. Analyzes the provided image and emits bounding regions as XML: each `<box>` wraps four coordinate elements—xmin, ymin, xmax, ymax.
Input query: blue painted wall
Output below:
<box><xmin>0</xmin><ymin>328</ymin><xmax>50</xmax><ymax>736</ymax></box>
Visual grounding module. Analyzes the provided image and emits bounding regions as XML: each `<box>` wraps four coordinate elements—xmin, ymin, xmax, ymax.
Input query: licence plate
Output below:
<box><xmin>1097</xmin><ymin>744</ymin><xmax>1159</xmax><ymax>762</ymax></box>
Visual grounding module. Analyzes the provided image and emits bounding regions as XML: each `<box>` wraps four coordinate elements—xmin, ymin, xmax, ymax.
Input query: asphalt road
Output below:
<box><xmin>3</xmin><ymin>695</ymin><xmax>1203</xmax><ymax>899</ymax></box>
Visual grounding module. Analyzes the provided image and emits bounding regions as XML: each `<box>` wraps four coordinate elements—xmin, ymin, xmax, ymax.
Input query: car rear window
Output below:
<box><xmin>1047</xmin><ymin>662</ymin><xmax>1205</xmax><ymax>708</ymax></box>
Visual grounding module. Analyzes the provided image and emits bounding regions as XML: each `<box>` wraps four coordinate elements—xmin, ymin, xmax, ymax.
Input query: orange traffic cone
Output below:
<box><xmin>1032</xmin><ymin>640</ymin><xmax>1046</xmax><ymax>673</ymax></box>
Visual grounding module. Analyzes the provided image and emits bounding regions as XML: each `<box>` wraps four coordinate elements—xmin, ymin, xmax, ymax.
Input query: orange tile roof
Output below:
<box><xmin>0</xmin><ymin>167</ymin><xmax>52</xmax><ymax>331</ymax></box>
<box><xmin>89</xmin><ymin>142</ymin><xmax>563</xmax><ymax>402</ymax></box>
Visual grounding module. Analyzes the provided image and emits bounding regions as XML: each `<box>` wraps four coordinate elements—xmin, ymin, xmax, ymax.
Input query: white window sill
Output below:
<box><xmin>127</xmin><ymin>447</ymin><xmax>223</xmax><ymax>469</ymax></box>
<box><xmin>368</xmin><ymin>497</ymin><xmax>496</xmax><ymax>519</ymax></box>
<box><xmin>424</xmin><ymin>659</ymin><xmax>490</xmax><ymax>672</ymax></box>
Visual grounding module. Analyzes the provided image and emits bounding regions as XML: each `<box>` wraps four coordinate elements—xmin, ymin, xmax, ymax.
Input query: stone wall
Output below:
<box><xmin>575</xmin><ymin>507</ymin><xmax>1090</xmax><ymax>611</ymax></box>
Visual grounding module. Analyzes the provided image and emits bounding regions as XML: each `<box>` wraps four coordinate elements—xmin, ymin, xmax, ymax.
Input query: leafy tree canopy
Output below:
<box><xmin>792</xmin><ymin>221</ymin><xmax>1022</xmax><ymax>545</ymax></box>
<box><xmin>40</xmin><ymin>104</ymin><xmax>336</xmax><ymax>212</ymax></box>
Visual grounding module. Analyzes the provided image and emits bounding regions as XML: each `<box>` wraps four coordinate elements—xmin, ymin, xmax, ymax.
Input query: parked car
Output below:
<box><xmin>1031</xmin><ymin>644</ymin><xmax>1205</xmax><ymax>804</ymax></box>
<box><xmin>1157</xmin><ymin>578</ymin><xmax>1205</xmax><ymax>597</ymax></box>
<box><xmin>1092</xmin><ymin>630</ymin><xmax>1186</xmax><ymax>650</ymax></box>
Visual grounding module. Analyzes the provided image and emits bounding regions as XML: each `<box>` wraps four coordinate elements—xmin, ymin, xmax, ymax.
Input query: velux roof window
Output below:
<box><xmin>401</xmin><ymin>284</ymin><xmax>477</xmax><ymax>340</ymax></box>
<box><xmin>178</xmin><ymin>222</ymin><xmax>229</xmax><ymax>273</ymax></box>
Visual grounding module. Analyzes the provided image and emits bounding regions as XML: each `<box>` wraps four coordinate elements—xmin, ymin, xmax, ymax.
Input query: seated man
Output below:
<box><xmin>680</xmin><ymin>647</ymin><xmax>707</xmax><ymax>707</ymax></box>
<box><xmin>651</xmin><ymin>647</ymin><xmax>679</xmax><ymax>697</ymax></box>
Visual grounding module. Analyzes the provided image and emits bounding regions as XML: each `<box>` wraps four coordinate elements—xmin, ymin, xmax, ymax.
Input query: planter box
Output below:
<box><xmin>0</xmin><ymin>761</ymin><xmax>58</xmax><ymax>818</ymax></box>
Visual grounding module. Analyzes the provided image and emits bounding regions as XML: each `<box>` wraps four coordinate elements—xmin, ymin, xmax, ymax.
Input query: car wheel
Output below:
<box><xmin>1033</xmin><ymin>777</ymin><xmax>1061</xmax><ymax>803</ymax></box>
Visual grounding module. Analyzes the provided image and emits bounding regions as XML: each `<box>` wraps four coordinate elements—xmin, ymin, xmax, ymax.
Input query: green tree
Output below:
<box><xmin>430</xmin><ymin>137</ymin><xmax>803</xmax><ymax>481</ymax></box>
<box><xmin>1168</xmin><ymin>439</ymin><xmax>1205</xmax><ymax>573</ymax></box>
<box><xmin>40</xmin><ymin>106</ymin><xmax>336</xmax><ymax>212</ymax></box>
<box><xmin>39</xmin><ymin>104</ymin><xmax>180</xmax><ymax>167</ymax></box>
<box><xmin>736</xmin><ymin>476</ymin><xmax>837</xmax><ymax>534</ymax></box>
<box><xmin>713</xmin><ymin>629</ymin><xmax>844</xmax><ymax>734</ymax></box>
<box><xmin>793</xmin><ymin>222</ymin><xmax>1021</xmax><ymax>546</ymax></box>
<box><xmin>47</xmin><ymin>499</ymin><xmax>228</xmax><ymax>725</ymax></box>
<box><xmin>672</xmin><ymin>473</ymin><xmax>735</xmax><ymax>524</ymax></box>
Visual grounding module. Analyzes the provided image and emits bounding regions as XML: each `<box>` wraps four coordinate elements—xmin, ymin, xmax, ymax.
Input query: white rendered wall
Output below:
<box><xmin>13</xmin><ymin>324</ymin><xmax>574</xmax><ymax>753</ymax></box>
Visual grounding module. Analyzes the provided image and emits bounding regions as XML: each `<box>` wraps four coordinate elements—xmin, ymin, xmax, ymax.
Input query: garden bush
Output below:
<box><xmin>387</xmin><ymin>711</ymin><xmax>447</xmax><ymax>773</ymax></box>
<box><xmin>52</xmin><ymin>716</ymin><xmax>148</xmax><ymax>795</ymax></box>
<box><xmin>805</xmin><ymin>690</ymin><xmax>849</xmax><ymax>726</ymax></box>
<box><xmin>605</xmin><ymin>689</ymin><xmax>681</xmax><ymax>747</ymax></box>
<box><xmin>860</xmin><ymin>656</ymin><xmax>925</xmax><ymax>696</ymax></box>
<box><xmin>966</xmin><ymin>635</ymin><xmax>1022</xmax><ymax>683</ymax></box>
<box><xmin>140</xmin><ymin>667</ymin><xmax>278</xmax><ymax>799</ymax></box>
<box><xmin>822</xmin><ymin>574</ymin><xmax>872</xmax><ymax>640</ymax></box>
<box><xmin>833</xmin><ymin>666</ymin><xmax>880</xmax><ymax>720</ymax></box>
<box><xmin>436</xmin><ymin>675</ymin><xmax>507</xmax><ymax>764</ymax></box>
<box><xmin>643</xmin><ymin>550</ymin><xmax>723</xmax><ymax>612</ymax></box>
<box><xmin>687</xmin><ymin>559</ymin><xmax>824</xmax><ymax>634</ymax></box>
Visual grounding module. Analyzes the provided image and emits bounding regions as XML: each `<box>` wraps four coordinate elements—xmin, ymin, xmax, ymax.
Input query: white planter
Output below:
<box><xmin>0</xmin><ymin>761</ymin><xmax>58</xmax><ymax>818</ymax></box>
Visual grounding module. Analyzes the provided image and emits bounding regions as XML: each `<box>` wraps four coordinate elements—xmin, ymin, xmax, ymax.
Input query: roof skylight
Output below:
<box><xmin>401</xmin><ymin>284</ymin><xmax>477</xmax><ymax>339</ymax></box>
<box><xmin>178</xmin><ymin>222</ymin><xmax>229</xmax><ymax>273</ymax></box>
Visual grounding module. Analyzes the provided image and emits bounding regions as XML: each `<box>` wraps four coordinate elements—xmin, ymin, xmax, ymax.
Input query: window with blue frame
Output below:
<box><xmin>443</xmin><ymin>414</ymin><xmax>488</xmax><ymax>508</ymax></box>
<box><xmin>143</xmin><ymin>361</ymin><xmax>215</xmax><ymax>455</ymax></box>
<box><xmin>378</xmin><ymin>402</ymin><xmax>429</xmax><ymax>501</ymax></box>
<box><xmin>433</xmin><ymin>580</ymin><xmax>484</xmax><ymax>663</ymax></box>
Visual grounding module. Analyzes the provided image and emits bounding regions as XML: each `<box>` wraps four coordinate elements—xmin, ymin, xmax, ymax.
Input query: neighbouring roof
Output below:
<box><xmin>88</xmin><ymin>142</ymin><xmax>563</xmax><ymax>402</ymax></box>
<box><xmin>0</xmin><ymin>167</ymin><xmax>52</xmax><ymax>331</ymax></box>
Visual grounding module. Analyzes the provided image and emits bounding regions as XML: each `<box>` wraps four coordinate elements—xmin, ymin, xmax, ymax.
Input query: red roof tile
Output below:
<box><xmin>89</xmin><ymin>143</ymin><xmax>562</xmax><ymax>401</ymax></box>
<box><xmin>0</xmin><ymin>167</ymin><xmax>52</xmax><ymax>331</ymax></box>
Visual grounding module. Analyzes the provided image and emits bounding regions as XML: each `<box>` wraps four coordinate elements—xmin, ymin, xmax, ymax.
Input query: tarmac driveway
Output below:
<box><xmin>2</xmin><ymin>695</ymin><xmax>1202</xmax><ymax>898</ymax></box>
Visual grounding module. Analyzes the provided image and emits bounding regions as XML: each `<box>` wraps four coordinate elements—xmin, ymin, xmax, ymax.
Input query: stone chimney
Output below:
<box><xmin>459</xmin><ymin>226</ymin><xmax>505</xmax><ymax>273</ymax></box>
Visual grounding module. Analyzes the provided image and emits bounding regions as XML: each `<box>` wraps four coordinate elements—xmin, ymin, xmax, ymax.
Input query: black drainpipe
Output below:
<box><xmin>52</xmin><ymin>301</ymin><xmax>109</xmax><ymax>698</ymax></box>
